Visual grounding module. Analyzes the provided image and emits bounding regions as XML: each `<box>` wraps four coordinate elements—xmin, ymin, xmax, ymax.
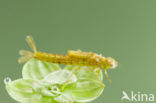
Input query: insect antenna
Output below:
<box><xmin>18</xmin><ymin>36</ymin><xmax>37</xmax><ymax>63</ymax></box>
<box><xmin>104</xmin><ymin>69</ymin><xmax>111</xmax><ymax>83</ymax></box>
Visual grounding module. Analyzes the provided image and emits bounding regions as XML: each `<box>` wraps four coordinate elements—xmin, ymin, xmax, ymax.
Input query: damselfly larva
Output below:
<box><xmin>19</xmin><ymin>36</ymin><xmax>118</xmax><ymax>82</ymax></box>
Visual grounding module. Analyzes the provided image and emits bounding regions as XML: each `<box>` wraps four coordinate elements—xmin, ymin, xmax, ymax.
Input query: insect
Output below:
<box><xmin>19</xmin><ymin>36</ymin><xmax>118</xmax><ymax>82</ymax></box>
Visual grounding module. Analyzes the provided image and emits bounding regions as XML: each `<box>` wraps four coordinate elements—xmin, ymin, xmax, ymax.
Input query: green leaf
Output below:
<box><xmin>5</xmin><ymin>79</ymin><xmax>58</xmax><ymax>103</ymax></box>
<box><xmin>54</xmin><ymin>94</ymin><xmax>73</xmax><ymax>103</ymax></box>
<box><xmin>54</xmin><ymin>94</ymin><xmax>85</xmax><ymax>103</ymax></box>
<box><xmin>6</xmin><ymin>61</ymin><xmax>104</xmax><ymax>103</ymax></box>
<box><xmin>63</xmin><ymin>79</ymin><xmax>104</xmax><ymax>102</ymax></box>
<box><xmin>22</xmin><ymin>58</ymin><xmax>61</xmax><ymax>80</ymax></box>
<box><xmin>44</xmin><ymin>70</ymin><xmax>77</xmax><ymax>85</ymax></box>
<box><xmin>63</xmin><ymin>65</ymin><xmax>104</xmax><ymax>102</ymax></box>
<box><xmin>64</xmin><ymin>65</ymin><xmax>103</xmax><ymax>82</ymax></box>
<box><xmin>5</xmin><ymin>79</ymin><xmax>35</xmax><ymax>103</ymax></box>
<box><xmin>30</xmin><ymin>94</ymin><xmax>57</xmax><ymax>103</ymax></box>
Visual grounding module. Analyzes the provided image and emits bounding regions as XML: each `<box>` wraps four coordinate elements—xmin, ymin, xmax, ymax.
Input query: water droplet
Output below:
<box><xmin>51</xmin><ymin>86</ymin><xmax>61</xmax><ymax>94</ymax></box>
<box><xmin>52</xmin><ymin>86</ymin><xmax>59</xmax><ymax>91</ymax></box>
<box><xmin>4</xmin><ymin>77</ymin><xmax>11</xmax><ymax>84</ymax></box>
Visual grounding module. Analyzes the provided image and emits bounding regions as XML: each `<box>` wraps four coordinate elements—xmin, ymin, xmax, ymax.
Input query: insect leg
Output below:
<box><xmin>104</xmin><ymin>69</ymin><xmax>111</xmax><ymax>83</ymax></box>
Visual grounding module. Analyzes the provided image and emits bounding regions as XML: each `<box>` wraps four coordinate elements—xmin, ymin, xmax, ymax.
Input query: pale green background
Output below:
<box><xmin>0</xmin><ymin>0</ymin><xmax>156</xmax><ymax>103</ymax></box>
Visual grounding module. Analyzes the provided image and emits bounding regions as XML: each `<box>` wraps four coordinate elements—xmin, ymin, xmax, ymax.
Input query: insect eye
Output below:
<box><xmin>110</xmin><ymin>63</ymin><xmax>113</xmax><ymax>67</ymax></box>
<box><xmin>109</xmin><ymin>61</ymin><xmax>115</xmax><ymax>68</ymax></box>
<box><xmin>110</xmin><ymin>61</ymin><xmax>118</xmax><ymax>69</ymax></box>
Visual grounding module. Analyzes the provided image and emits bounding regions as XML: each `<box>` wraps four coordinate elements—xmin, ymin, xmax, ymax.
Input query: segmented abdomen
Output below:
<box><xmin>34</xmin><ymin>52</ymin><xmax>101</xmax><ymax>67</ymax></box>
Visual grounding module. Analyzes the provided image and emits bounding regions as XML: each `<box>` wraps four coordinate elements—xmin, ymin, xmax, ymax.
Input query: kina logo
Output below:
<box><xmin>121</xmin><ymin>91</ymin><xmax>154</xmax><ymax>102</ymax></box>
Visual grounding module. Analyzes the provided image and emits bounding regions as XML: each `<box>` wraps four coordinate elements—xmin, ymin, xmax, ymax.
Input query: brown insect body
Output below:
<box><xmin>34</xmin><ymin>51</ymin><xmax>105</xmax><ymax>68</ymax></box>
<box><xmin>19</xmin><ymin>36</ymin><xmax>118</xmax><ymax>82</ymax></box>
